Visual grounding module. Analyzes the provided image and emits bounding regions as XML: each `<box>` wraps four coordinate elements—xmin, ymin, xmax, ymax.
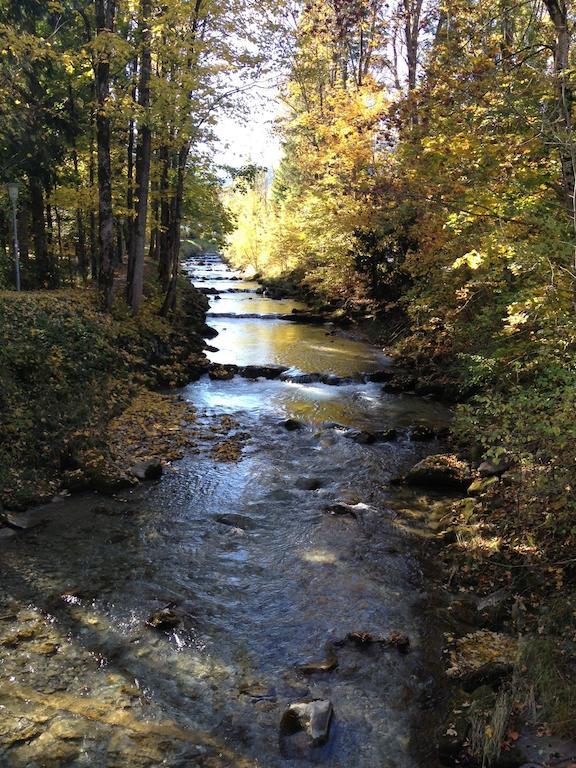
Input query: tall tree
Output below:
<box><xmin>127</xmin><ymin>0</ymin><xmax>152</xmax><ymax>312</ymax></box>
<box><xmin>94</xmin><ymin>0</ymin><xmax>116</xmax><ymax>309</ymax></box>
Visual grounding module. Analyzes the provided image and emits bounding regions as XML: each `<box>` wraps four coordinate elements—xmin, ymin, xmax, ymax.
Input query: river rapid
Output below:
<box><xmin>0</xmin><ymin>255</ymin><xmax>452</xmax><ymax>768</ymax></box>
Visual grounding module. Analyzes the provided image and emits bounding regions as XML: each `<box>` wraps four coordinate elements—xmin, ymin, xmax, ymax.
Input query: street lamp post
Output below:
<box><xmin>7</xmin><ymin>183</ymin><xmax>21</xmax><ymax>292</ymax></box>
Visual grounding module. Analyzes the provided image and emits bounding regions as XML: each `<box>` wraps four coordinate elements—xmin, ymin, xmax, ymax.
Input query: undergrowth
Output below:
<box><xmin>0</xmin><ymin>277</ymin><xmax>208</xmax><ymax>509</ymax></box>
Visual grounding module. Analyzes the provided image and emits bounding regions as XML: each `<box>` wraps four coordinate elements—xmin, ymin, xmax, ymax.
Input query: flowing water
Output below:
<box><xmin>0</xmin><ymin>255</ymin><xmax>452</xmax><ymax>768</ymax></box>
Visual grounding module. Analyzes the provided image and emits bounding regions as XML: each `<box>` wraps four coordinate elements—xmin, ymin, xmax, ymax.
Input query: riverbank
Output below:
<box><xmin>0</xmin><ymin>275</ymin><xmax>210</xmax><ymax>511</ymax></box>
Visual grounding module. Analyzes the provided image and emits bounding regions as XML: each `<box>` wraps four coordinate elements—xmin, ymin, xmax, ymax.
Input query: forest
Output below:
<box><xmin>1</xmin><ymin>0</ymin><xmax>576</xmax><ymax>767</ymax></box>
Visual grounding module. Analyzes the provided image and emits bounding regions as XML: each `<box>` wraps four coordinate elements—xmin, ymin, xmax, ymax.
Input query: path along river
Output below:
<box><xmin>0</xmin><ymin>255</ymin><xmax>452</xmax><ymax>768</ymax></box>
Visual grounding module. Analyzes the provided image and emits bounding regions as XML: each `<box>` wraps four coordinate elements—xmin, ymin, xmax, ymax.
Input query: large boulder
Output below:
<box><xmin>404</xmin><ymin>454</ymin><xmax>472</xmax><ymax>492</ymax></box>
<box><xmin>62</xmin><ymin>465</ymin><xmax>135</xmax><ymax>495</ymax></box>
<box><xmin>279</xmin><ymin>699</ymin><xmax>333</xmax><ymax>752</ymax></box>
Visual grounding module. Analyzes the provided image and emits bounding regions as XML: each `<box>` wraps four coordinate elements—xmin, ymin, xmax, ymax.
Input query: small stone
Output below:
<box><xmin>29</xmin><ymin>641</ymin><xmax>59</xmax><ymax>655</ymax></box>
<box><xmin>146</xmin><ymin>606</ymin><xmax>181</xmax><ymax>631</ymax></box>
<box><xmin>467</xmin><ymin>476</ymin><xmax>499</xmax><ymax>495</ymax></box>
<box><xmin>131</xmin><ymin>460</ymin><xmax>163</xmax><ymax>481</ymax></box>
<box><xmin>239</xmin><ymin>683</ymin><xmax>276</xmax><ymax>701</ymax></box>
<box><xmin>478</xmin><ymin>456</ymin><xmax>513</xmax><ymax>477</ymax></box>
<box><xmin>323</xmin><ymin>502</ymin><xmax>359</xmax><ymax>519</ymax></box>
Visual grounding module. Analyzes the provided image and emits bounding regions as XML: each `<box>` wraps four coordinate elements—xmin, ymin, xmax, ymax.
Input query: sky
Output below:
<box><xmin>215</xmin><ymin>113</ymin><xmax>282</xmax><ymax>170</ymax></box>
<box><xmin>213</xmin><ymin>79</ymin><xmax>283</xmax><ymax>172</ymax></box>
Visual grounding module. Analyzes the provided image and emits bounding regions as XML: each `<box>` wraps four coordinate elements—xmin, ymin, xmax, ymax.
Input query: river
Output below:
<box><xmin>0</xmin><ymin>255</ymin><xmax>451</xmax><ymax>768</ymax></box>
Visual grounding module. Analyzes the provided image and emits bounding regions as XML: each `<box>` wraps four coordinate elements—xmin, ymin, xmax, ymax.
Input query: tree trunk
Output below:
<box><xmin>157</xmin><ymin>146</ymin><xmax>171</xmax><ymax>290</ymax></box>
<box><xmin>17</xmin><ymin>204</ymin><xmax>29</xmax><ymax>267</ymax></box>
<box><xmin>126</xmin><ymin>56</ymin><xmax>137</xmax><ymax>265</ymax></box>
<box><xmin>403</xmin><ymin>0</ymin><xmax>423</xmax><ymax>91</ymax></box>
<box><xmin>95</xmin><ymin>0</ymin><xmax>117</xmax><ymax>310</ymax></box>
<box><xmin>127</xmin><ymin>0</ymin><xmax>152</xmax><ymax>313</ymax></box>
<box><xmin>542</xmin><ymin>0</ymin><xmax>576</xmax><ymax>305</ymax></box>
<box><xmin>0</xmin><ymin>208</ymin><xmax>8</xmax><ymax>264</ymax></box>
<box><xmin>89</xmin><ymin>117</ymin><xmax>98</xmax><ymax>280</ymax></box>
<box><xmin>543</xmin><ymin>0</ymin><xmax>575</xmax><ymax>211</ymax></box>
<box><xmin>160</xmin><ymin>145</ymin><xmax>188</xmax><ymax>316</ymax></box>
<box><xmin>29</xmin><ymin>177</ymin><xmax>51</xmax><ymax>287</ymax></box>
<box><xmin>72</xmin><ymin>150</ymin><xmax>87</xmax><ymax>281</ymax></box>
<box><xmin>148</xmin><ymin>187</ymin><xmax>159</xmax><ymax>261</ymax></box>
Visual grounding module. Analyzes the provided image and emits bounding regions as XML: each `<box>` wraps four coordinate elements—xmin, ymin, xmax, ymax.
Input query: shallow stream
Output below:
<box><xmin>0</xmin><ymin>255</ymin><xmax>451</xmax><ymax>767</ymax></box>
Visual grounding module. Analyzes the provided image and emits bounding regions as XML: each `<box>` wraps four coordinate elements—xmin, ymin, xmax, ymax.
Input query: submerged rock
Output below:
<box><xmin>297</xmin><ymin>644</ymin><xmax>338</xmax><ymax>674</ymax></box>
<box><xmin>280</xmin><ymin>371</ymin><xmax>321</xmax><ymax>384</ymax></box>
<box><xmin>335</xmin><ymin>630</ymin><xmax>410</xmax><ymax>653</ymax></box>
<box><xmin>208</xmin><ymin>364</ymin><xmax>237</xmax><ymax>380</ymax></box>
<box><xmin>344</xmin><ymin>428</ymin><xmax>397</xmax><ymax>444</ymax></box>
<box><xmin>295</xmin><ymin>477</ymin><xmax>323</xmax><ymax>491</ymax></box>
<box><xmin>215</xmin><ymin>513</ymin><xmax>256</xmax><ymax>530</ymax></box>
<box><xmin>238</xmin><ymin>364</ymin><xmax>289</xmax><ymax>380</ymax></box>
<box><xmin>404</xmin><ymin>454</ymin><xmax>473</xmax><ymax>492</ymax></box>
<box><xmin>344</xmin><ymin>429</ymin><xmax>377</xmax><ymax>445</ymax></box>
<box><xmin>280</xmin><ymin>699</ymin><xmax>333</xmax><ymax>751</ymax></box>
<box><xmin>281</xmin><ymin>418</ymin><xmax>303</xmax><ymax>431</ymax></box>
<box><xmin>318</xmin><ymin>373</ymin><xmax>345</xmax><ymax>385</ymax></box>
<box><xmin>279</xmin><ymin>312</ymin><xmax>326</xmax><ymax>324</ymax></box>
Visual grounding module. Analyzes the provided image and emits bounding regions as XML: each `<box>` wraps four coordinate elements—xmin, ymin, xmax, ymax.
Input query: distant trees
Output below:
<box><xmin>0</xmin><ymin>0</ymin><xmax>269</xmax><ymax>311</ymax></box>
<box><xmin>224</xmin><ymin>0</ymin><xmax>576</xmax><ymax>331</ymax></box>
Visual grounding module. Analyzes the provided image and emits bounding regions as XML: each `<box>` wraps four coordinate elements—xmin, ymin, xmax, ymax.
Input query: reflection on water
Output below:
<box><xmin>208</xmin><ymin>296</ymin><xmax>308</xmax><ymax>316</ymax></box>
<box><xmin>0</xmin><ymin>254</ymin><xmax>448</xmax><ymax>768</ymax></box>
<box><xmin>207</xmin><ymin>318</ymin><xmax>390</xmax><ymax>375</ymax></box>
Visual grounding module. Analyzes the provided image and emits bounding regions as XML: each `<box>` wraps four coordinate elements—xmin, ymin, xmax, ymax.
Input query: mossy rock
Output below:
<box><xmin>405</xmin><ymin>454</ymin><xmax>473</xmax><ymax>492</ymax></box>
